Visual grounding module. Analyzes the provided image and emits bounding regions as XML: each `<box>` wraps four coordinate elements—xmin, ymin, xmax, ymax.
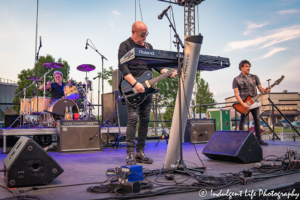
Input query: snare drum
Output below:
<box><xmin>47</xmin><ymin>99</ymin><xmax>79</xmax><ymax>120</ymax></box>
<box><xmin>20</xmin><ymin>98</ymin><xmax>32</xmax><ymax>114</ymax></box>
<box><xmin>64</xmin><ymin>85</ymin><xmax>80</xmax><ymax>100</ymax></box>
<box><xmin>31</xmin><ymin>97</ymin><xmax>51</xmax><ymax>114</ymax></box>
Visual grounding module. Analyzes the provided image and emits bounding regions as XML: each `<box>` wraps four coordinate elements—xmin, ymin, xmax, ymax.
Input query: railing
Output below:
<box><xmin>194</xmin><ymin>98</ymin><xmax>300</xmax><ymax>141</ymax></box>
<box><xmin>0</xmin><ymin>78</ymin><xmax>17</xmax><ymax>84</ymax></box>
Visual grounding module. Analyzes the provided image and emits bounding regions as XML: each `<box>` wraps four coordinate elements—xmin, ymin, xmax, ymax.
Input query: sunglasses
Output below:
<box><xmin>136</xmin><ymin>31</ymin><xmax>149</xmax><ymax>37</ymax></box>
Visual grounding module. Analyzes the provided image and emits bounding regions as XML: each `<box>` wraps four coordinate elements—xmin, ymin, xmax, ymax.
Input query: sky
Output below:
<box><xmin>1</xmin><ymin>0</ymin><xmax>300</xmax><ymax>113</ymax></box>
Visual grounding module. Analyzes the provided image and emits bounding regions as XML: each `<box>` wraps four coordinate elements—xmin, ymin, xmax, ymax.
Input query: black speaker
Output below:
<box><xmin>112</xmin><ymin>69</ymin><xmax>122</xmax><ymax>92</ymax></box>
<box><xmin>184</xmin><ymin>119</ymin><xmax>216</xmax><ymax>143</ymax></box>
<box><xmin>202</xmin><ymin>131</ymin><xmax>262</xmax><ymax>163</ymax></box>
<box><xmin>4</xmin><ymin>114</ymin><xmax>22</xmax><ymax>128</ymax></box>
<box><xmin>56</xmin><ymin>120</ymin><xmax>100</xmax><ymax>152</ymax></box>
<box><xmin>3</xmin><ymin>136</ymin><xmax>64</xmax><ymax>187</ymax></box>
<box><xmin>102</xmin><ymin>91</ymin><xmax>128</xmax><ymax>126</ymax></box>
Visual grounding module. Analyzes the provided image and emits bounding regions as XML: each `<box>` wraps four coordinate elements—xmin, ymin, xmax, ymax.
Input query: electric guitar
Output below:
<box><xmin>233</xmin><ymin>76</ymin><xmax>285</xmax><ymax>115</ymax></box>
<box><xmin>120</xmin><ymin>69</ymin><xmax>175</xmax><ymax>107</ymax></box>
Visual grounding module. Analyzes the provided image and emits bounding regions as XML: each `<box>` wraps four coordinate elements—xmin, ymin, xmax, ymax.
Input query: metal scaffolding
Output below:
<box><xmin>159</xmin><ymin>0</ymin><xmax>204</xmax><ymax>118</ymax></box>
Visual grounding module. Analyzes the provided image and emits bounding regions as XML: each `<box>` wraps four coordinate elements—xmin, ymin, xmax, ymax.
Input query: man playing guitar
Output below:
<box><xmin>118</xmin><ymin>21</ymin><xmax>177</xmax><ymax>165</ymax></box>
<box><xmin>232</xmin><ymin>60</ymin><xmax>270</xmax><ymax>146</ymax></box>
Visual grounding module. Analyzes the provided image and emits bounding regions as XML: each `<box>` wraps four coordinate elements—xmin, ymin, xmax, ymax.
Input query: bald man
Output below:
<box><xmin>118</xmin><ymin>21</ymin><xmax>177</xmax><ymax>165</ymax></box>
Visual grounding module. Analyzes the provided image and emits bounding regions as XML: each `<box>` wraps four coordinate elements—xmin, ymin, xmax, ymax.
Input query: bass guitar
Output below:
<box><xmin>233</xmin><ymin>75</ymin><xmax>285</xmax><ymax>115</ymax></box>
<box><xmin>120</xmin><ymin>69</ymin><xmax>175</xmax><ymax>107</ymax></box>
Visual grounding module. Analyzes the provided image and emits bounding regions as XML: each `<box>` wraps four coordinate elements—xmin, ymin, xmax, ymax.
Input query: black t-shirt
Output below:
<box><xmin>118</xmin><ymin>37</ymin><xmax>165</xmax><ymax>78</ymax></box>
<box><xmin>48</xmin><ymin>82</ymin><xmax>66</xmax><ymax>100</ymax></box>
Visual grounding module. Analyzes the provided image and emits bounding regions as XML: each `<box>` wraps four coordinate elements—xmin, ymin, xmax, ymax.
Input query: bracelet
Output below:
<box><xmin>132</xmin><ymin>81</ymin><xmax>138</xmax><ymax>87</ymax></box>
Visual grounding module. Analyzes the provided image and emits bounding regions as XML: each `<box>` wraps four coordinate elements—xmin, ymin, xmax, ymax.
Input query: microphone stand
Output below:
<box><xmin>93</xmin><ymin>75</ymin><xmax>101</xmax><ymax>121</ymax></box>
<box><xmin>36</xmin><ymin>37</ymin><xmax>42</xmax><ymax>120</ymax></box>
<box><xmin>164</xmin><ymin>12</ymin><xmax>186</xmax><ymax>169</ymax></box>
<box><xmin>86</xmin><ymin>39</ymin><xmax>107</xmax><ymax>122</ymax></box>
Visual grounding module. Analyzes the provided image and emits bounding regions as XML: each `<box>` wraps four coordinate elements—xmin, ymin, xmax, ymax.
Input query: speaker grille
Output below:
<box><xmin>203</xmin><ymin>131</ymin><xmax>251</xmax><ymax>156</ymax></box>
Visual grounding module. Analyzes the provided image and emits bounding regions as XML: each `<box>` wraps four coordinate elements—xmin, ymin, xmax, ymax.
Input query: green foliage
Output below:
<box><xmin>13</xmin><ymin>55</ymin><xmax>70</xmax><ymax>113</ymax></box>
<box><xmin>153</xmin><ymin>70</ymin><xmax>178</xmax><ymax>105</ymax></box>
<box><xmin>162</xmin><ymin>106</ymin><xmax>175</xmax><ymax>127</ymax></box>
<box><xmin>97</xmin><ymin>66</ymin><xmax>114</xmax><ymax>86</ymax></box>
<box><xmin>195</xmin><ymin>72</ymin><xmax>216</xmax><ymax>113</ymax></box>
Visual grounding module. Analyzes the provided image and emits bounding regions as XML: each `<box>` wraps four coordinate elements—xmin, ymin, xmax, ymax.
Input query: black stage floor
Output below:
<box><xmin>0</xmin><ymin>139</ymin><xmax>300</xmax><ymax>200</ymax></box>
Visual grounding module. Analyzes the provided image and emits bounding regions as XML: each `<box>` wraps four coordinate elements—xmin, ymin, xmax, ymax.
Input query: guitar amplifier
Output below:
<box><xmin>56</xmin><ymin>120</ymin><xmax>100</xmax><ymax>152</ymax></box>
<box><xmin>184</xmin><ymin>119</ymin><xmax>216</xmax><ymax>143</ymax></box>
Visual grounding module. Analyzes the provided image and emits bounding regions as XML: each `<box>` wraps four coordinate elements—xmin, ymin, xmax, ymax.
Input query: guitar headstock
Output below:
<box><xmin>274</xmin><ymin>75</ymin><xmax>285</xmax><ymax>85</ymax></box>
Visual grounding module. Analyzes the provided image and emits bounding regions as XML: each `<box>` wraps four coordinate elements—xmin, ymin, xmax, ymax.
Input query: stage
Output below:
<box><xmin>0</xmin><ymin>139</ymin><xmax>300</xmax><ymax>200</ymax></box>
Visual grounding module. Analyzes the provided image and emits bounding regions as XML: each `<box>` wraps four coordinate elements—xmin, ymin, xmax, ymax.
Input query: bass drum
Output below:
<box><xmin>48</xmin><ymin>99</ymin><xmax>79</xmax><ymax>120</ymax></box>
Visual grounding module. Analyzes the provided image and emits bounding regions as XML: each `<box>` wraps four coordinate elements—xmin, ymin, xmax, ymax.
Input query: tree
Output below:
<box><xmin>153</xmin><ymin>70</ymin><xmax>178</xmax><ymax>105</ymax></box>
<box><xmin>160</xmin><ymin>71</ymin><xmax>216</xmax><ymax>124</ymax></box>
<box><xmin>96</xmin><ymin>66</ymin><xmax>114</xmax><ymax>86</ymax></box>
<box><xmin>13</xmin><ymin>55</ymin><xmax>71</xmax><ymax>113</ymax></box>
<box><xmin>195</xmin><ymin>73</ymin><xmax>216</xmax><ymax>114</ymax></box>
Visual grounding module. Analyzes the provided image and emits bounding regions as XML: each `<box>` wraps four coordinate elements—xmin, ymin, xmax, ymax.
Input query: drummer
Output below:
<box><xmin>39</xmin><ymin>71</ymin><xmax>70</xmax><ymax>102</ymax></box>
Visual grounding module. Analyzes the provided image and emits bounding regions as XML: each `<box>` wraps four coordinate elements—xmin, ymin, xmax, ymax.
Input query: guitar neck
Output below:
<box><xmin>148</xmin><ymin>69</ymin><xmax>175</xmax><ymax>86</ymax></box>
<box><xmin>253</xmin><ymin>82</ymin><xmax>276</xmax><ymax>101</ymax></box>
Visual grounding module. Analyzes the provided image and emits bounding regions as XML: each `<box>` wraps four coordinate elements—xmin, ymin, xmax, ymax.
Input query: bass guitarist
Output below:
<box><xmin>118</xmin><ymin>21</ymin><xmax>177</xmax><ymax>165</ymax></box>
<box><xmin>233</xmin><ymin>60</ymin><xmax>270</xmax><ymax>146</ymax></box>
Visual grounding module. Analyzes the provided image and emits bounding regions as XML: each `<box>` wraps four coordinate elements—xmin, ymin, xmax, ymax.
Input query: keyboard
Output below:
<box><xmin>120</xmin><ymin>48</ymin><xmax>230</xmax><ymax>71</ymax></box>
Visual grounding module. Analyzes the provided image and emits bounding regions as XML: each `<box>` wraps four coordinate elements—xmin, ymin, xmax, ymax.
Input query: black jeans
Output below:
<box><xmin>125</xmin><ymin>95</ymin><xmax>152</xmax><ymax>153</ymax></box>
<box><xmin>239</xmin><ymin>107</ymin><xmax>261</xmax><ymax>140</ymax></box>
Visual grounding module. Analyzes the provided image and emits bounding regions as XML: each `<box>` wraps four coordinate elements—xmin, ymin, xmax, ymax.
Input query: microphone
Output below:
<box><xmin>40</xmin><ymin>36</ymin><xmax>42</xmax><ymax>47</ymax></box>
<box><xmin>85</xmin><ymin>39</ymin><xmax>88</xmax><ymax>49</ymax></box>
<box><xmin>254</xmin><ymin>163</ymin><xmax>275</xmax><ymax>168</ymax></box>
<box><xmin>158</xmin><ymin>6</ymin><xmax>171</xmax><ymax>20</ymax></box>
<box><xmin>93</xmin><ymin>75</ymin><xmax>100</xmax><ymax>80</ymax></box>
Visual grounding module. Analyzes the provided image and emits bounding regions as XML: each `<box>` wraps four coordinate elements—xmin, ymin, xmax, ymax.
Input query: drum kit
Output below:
<box><xmin>11</xmin><ymin>62</ymin><xmax>97</xmax><ymax>128</ymax></box>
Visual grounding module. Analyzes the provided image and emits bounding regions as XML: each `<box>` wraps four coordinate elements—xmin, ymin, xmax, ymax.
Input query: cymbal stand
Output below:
<box><xmin>11</xmin><ymin>81</ymin><xmax>37</xmax><ymax>127</ymax></box>
<box><xmin>83</xmin><ymin>71</ymin><xmax>89</xmax><ymax>118</ymax></box>
<box><xmin>40</xmin><ymin>68</ymin><xmax>54</xmax><ymax>124</ymax></box>
<box><xmin>82</xmin><ymin>71</ymin><xmax>94</xmax><ymax>119</ymax></box>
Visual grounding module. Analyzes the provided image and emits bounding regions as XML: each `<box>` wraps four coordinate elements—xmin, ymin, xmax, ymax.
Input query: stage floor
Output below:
<box><xmin>0</xmin><ymin>139</ymin><xmax>300</xmax><ymax>200</ymax></box>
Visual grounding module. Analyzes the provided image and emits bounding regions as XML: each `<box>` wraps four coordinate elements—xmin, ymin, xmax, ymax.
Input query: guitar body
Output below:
<box><xmin>233</xmin><ymin>96</ymin><xmax>255</xmax><ymax>115</ymax></box>
<box><xmin>120</xmin><ymin>71</ymin><xmax>160</xmax><ymax>107</ymax></box>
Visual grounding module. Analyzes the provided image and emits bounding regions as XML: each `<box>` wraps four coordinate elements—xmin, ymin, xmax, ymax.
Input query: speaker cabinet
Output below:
<box><xmin>102</xmin><ymin>91</ymin><xmax>128</xmax><ymax>126</ymax></box>
<box><xmin>3</xmin><ymin>136</ymin><xmax>64</xmax><ymax>187</ymax></box>
<box><xmin>56</xmin><ymin>120</ymin><xmax>100</xmax><ymax>152</ymax></box>
<box><xmin>184</xmin><ymin>119</ymin><xmax>216</xmax><ymax>143</ymax></box>
<box><xmin>202</xmin><ymin>130</ymin><xmax>262</xmax><ymax>163</ymax></box>
<box><xmin>112</xmin><ymin>69</ymin><xmax>122</xmax><ymax>92</ymax></box>
<box><xmin>4</xmin><ymin>114</ymin><xmax>22</xmax><ymax>128</ymax></box>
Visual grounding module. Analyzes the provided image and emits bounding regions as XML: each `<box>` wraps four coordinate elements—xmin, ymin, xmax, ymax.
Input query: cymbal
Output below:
<box><xmin>77</xmin><ymin>64</ymin><xmax>95</xmax><ymax>72</ymax></box>
<box><xmin>26</xmin><ymin>76</ymin><xmax>43</xmax><ymax>81</ymax></box>
<box><xmin>42</xmin><ymin>62</ymin><xmax>64</xmax><ymax>68</ymax></box>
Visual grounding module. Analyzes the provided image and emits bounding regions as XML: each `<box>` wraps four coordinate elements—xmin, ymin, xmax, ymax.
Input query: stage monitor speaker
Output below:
<box><xmin>56</xmin><ymin>120</ymin><xmax>100</xmax><ymax>152</ymax></box>
<box><xmin>102</xmin><ymin>91</ymin><xmax>128</xmax><ymax>126</ymax></box>
<box><xmin>202</xmin><ymin>130</ymin><xmax>262</xmax><ymax>163</ymax></box>
<box><xmin>184</xmin><ymin>119</ymin><xmax>216</xmax><ymax>143</ymax></box>
<box><xmin>112</xmin><ymin>69</ymin><xmax>122</xmax><ymax>92</ymax></box>
<box><xmin>3</xmin><ymin>136</ymin><xmax>64</xmax><ymax>187</ymax></box>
